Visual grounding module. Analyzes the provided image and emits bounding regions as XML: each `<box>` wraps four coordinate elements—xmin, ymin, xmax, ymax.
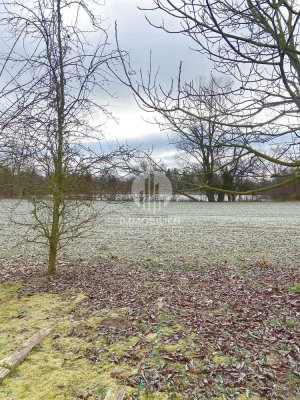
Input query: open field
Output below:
<box><xmin>0</xmin><ymin>200</ymin><xmax>299</xmax><ymax>268</ymax></box>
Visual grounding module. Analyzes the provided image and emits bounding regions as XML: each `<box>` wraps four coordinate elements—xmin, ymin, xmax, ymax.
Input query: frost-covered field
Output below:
<box><xmin>0</xmin><ymin>200</ymin><xmax>299</xmax><ymax>268</ymax></box>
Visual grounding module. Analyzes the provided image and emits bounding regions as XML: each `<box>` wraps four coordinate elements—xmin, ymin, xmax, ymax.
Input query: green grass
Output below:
<box><xmin>288</xmin><ymin>283</ymin><xmax>300</xmax><ymax>293</ymax></box>
<box><xmin>268</xmin><ymin>317</ymin><xmax>299</xmax><ymax>328</ymax></box>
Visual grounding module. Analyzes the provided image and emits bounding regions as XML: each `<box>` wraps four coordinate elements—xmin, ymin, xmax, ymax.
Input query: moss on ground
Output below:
<box><xmin>0</xmin><ymin>283</ymin><xmax>138</xmax><ymax>399</ymax></box>
<box><xmin>0</xmin><ymin>283</ymin><xmax>67</xmax><ymax>360</ymax></box>
<box><xmin>212</xmin><ymin>355</ymin><xmax>229</xmax><ymax>365</ymax></box>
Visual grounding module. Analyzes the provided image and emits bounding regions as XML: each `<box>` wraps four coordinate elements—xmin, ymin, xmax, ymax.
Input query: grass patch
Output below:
<box><xmin>288</xmin><ymin>283</ymin><xmax>300</xmax><ymax>293</ymax></box>
<box><xmin>267</xmin><ymin>318</ymin><xmax>299</xmax><ymax>328</ymax></box>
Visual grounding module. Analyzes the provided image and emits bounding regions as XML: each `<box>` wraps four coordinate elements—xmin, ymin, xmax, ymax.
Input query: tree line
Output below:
<box><xmin>1</xmin><ymin>161</ymin><xmax>299</xmax><ymax>202</ymax></box>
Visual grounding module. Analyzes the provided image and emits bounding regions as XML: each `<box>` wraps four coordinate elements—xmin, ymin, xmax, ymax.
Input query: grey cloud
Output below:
<box><xmin>102</xmin><ymin>0</ymin><xmax>212</xmax><ymax>99</ymax></box>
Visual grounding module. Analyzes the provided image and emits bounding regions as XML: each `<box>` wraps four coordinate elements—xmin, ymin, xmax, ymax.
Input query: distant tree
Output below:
<box><xmin>268</xmin><ymin>169</ymin><xmax>300</xmax><ymax>201</ymax></box>
<box><xmin>155</xmin><ymin>78</ymin><xmax>258</xmax><ymax>201</ymax></box>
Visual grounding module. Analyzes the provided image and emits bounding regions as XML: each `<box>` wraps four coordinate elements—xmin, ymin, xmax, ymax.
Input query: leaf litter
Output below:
<box><xmin>0</xmin><ymin>259</ymin><xmax>299</xmax><ymax>399</ymax></box>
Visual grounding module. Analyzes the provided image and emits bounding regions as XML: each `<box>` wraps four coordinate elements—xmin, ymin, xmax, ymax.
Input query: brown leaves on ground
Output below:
<box><xmin>0</xmin><ymin>259</ymin><xmax>299</xmax><ymax>399</ymax></box>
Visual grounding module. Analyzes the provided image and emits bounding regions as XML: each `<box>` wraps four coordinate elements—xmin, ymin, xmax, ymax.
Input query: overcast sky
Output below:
<box><xmin>100</xmin><ymin>0</ymin><xmax>211</xmax><ymax>165</ymax></box>
<box><xmin>0</xmin><ymin>0</ymin><xmax>212</xmax><ymax>167</ymax></box>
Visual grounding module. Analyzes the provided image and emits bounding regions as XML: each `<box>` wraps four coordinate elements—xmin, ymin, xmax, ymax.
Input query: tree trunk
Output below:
<box><xmin>206</xmin><ymin>191</ymin><xmax>215</xmax><ymax>202</ymax></box>
<box><xmin>217</xmin><ymin>193</ymin><xmax>225</xmax><ymax>202</ymax></box>
<box><xmin>46</xmin><ymin>0</ymin><xmax>65</xmax><ymax>276</ymax></box>
<box><xmin>48</xmin><ymin>244</ymin><xmax>57</xmax><ymax>275</ymax></box>
<box><xmin>48</xmin><ymin>196</ymin><xmax>60</xmax><ymax>275</ymax></box>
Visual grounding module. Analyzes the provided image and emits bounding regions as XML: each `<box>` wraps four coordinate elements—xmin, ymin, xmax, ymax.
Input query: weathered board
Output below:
<box><xmin>104</xmin><ymin>387</ymin><xmax>125</xmax><ymax>400</ymax></box>
<box><xmin>0</xmin><ymin>327</ymin><xmax>52</xmax><ymax>369</ymax></box>
<box><xmin>0</xmin><ymin>368</ymin><xmax>10</xmax><ymax>383</ymax></box>
<box><xmin>116</xmin><ymin>388</ymin><xmax>126</xmax><ymax>400</ymax></box>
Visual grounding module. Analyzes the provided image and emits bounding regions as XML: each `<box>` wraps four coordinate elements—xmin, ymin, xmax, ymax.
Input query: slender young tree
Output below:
<box><xmin>2</xmin><ymin>0</ymin><xmax>119</xmax><ymax>274</ymax></box>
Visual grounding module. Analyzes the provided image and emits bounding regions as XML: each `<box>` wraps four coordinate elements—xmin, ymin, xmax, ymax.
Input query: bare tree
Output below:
<box><xmin>2</xmin><ymin>0</ymin><xmax>120</xmax><ymax>274</ymax></box>
<box><xmin>160</xmin><ymin>77</ymin><xmax>259</xmax><ymax>201</ymax></box>
<box><xmin>110</xmin><ymin>0</ymin><xmax>300</xmax><ymax>195</ymax></box>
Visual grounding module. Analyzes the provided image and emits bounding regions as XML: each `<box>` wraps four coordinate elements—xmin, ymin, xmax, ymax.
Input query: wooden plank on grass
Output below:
<box><xmin>104</xmin><ymin>388</ymin><xmax>114</xmax><ymax>400</ymax></box>
<box><xmin>104</xmin><ymin>387</ymin><xmax>125</xmax><ymax>400</ymax></box>
<box><xmin>0</xmin><ymin>327</ymin><xmax>52</xmax><ymax>369</ymax></box>
<box><xmin>0</xmin><ymin>368</ymin><xmax>10</xmax><ymax>383</ymax></box>
<box><xmin>116</xmin><ymin>388</ymin><xmax>125</xmax><ymax>400</ymax></box>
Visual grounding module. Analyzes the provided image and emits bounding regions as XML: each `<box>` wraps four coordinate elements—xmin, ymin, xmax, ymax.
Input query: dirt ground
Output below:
<box><xmin>0</xmin><ymin>259</ymin><xmax>299</xmax><ymax>399</ymax></box>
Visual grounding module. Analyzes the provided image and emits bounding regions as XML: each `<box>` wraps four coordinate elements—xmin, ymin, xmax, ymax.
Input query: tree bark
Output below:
<box><xmin>206</xmin><ymin>191</ymin><xmax>215</xmax><ymax>202</ymax></box>
<box><xmin>48</xmin><ymin>202</ymin><xmax>60</xmax><ymax>275</ymax></box>
<box><xmin>217</xmin><ymin>193</ymin><xmax>225</xmax><ymax>202</ymax></box>
<box><xmin>47</xmin><ymin>0</ymin><xmax>65</xmax><ymax>275</ymax></box>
